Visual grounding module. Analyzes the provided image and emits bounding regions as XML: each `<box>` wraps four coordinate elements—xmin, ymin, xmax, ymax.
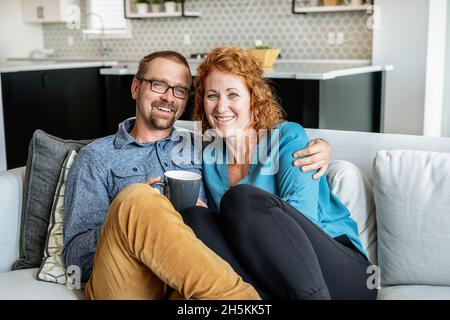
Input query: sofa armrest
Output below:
<box><xmin>0</xmin><ymin>167</ymin><xmax>25</xmax><ymax>272</ymax></box>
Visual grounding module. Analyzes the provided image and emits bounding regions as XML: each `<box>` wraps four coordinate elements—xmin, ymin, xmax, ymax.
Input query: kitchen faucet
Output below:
<box><xmin>83</xmin><ymin>12</ymin><xmax>112</xmax><ymax>57</ymax></box>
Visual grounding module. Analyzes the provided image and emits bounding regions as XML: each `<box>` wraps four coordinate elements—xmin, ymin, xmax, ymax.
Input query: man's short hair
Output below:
<box><xmin>135</xmin><ymin>51</ymin><xmax>192</xmax><ymax>85</ymax></box>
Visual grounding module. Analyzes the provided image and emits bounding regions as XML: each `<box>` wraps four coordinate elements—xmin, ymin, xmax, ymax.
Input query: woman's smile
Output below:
<box><xmin>213</xmin><ymin>114</ymin><xmax>236</xmax><ymax>123</ymax></box>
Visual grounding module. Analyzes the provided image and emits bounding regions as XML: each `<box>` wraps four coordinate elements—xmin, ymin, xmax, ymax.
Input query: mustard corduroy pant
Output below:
<box><xmin>84</xmin><ymin>183</ymin><xmax>260</xmax><ymax>300</ymax></box>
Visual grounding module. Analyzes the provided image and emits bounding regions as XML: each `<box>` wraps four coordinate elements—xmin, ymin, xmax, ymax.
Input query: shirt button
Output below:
<box><xmin>132</xmin><ymin>167</ymin><xmax>138</xmax><ymax>172</ymax></box>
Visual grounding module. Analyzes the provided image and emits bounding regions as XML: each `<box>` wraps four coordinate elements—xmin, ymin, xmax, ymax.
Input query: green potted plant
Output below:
<box><xmin>247</xmin><ymin>40</ymin><xmax>281</xmax><ymax>69</ymax></box>
<box><xmin>150</xmin><ymin>0</ymin><xmax>163</xmax><ymax>13</ymax></box>
<box><xmin>350</xmin><ymin>0</ymin><xmax>363</xmax><ymax>6</ymax></box>
<box><xmin>174</xmin><ymin>0</ymin><xmax>183</xmax><ymax>12</ymax></box>
<box><xmin>322</xmin><ymin>0</ymin><xmax>340</xmax><ymax>5</ymax></box>
<box><xmin>135</xmin><ymin>0</ymin><xmax>149</xmax><ymax>14</ymax></box>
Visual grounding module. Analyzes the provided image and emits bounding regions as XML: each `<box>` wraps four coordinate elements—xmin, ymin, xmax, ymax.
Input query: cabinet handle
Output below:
<box><xmin>37</xmin><ymin>6</ymin><xmax>44</xmax><ymax>19</ymax></box>
<box><xmin>41</xmin><ymin>74</ymin><xmax>54</xmax><ymax>88</ymax></box>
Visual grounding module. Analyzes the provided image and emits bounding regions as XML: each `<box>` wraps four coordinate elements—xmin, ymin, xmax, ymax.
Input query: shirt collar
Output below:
<box><xmin>114</xmin><ymin>117</ymin><xmax>181</xmax><ymax>149</ymax></box>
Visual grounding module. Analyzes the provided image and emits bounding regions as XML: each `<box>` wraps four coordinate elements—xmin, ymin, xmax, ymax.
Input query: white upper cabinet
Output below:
<box><xmin>22</xmin><ymin>0</ymin><xmax>79</xmax><ymax>23</ymax></box>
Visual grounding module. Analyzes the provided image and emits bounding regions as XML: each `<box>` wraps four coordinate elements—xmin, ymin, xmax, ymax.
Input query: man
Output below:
<box><xmin>62</xmin><ymin>51</ymin><xmax>332</xmax><ymax>300</ymax></box>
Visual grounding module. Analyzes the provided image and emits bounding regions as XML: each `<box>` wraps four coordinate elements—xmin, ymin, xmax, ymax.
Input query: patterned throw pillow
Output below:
<box><xmin>36</xmin><ymin>150</ymin><xmax>77</xmax><ymax>285</ymax></box>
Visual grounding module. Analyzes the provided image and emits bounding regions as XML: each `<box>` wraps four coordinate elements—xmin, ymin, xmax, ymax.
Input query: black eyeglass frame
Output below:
<box><xmin>137</xmin><ymin>78</ymin><xmax>191</xmax><ymax>99</ymax></box>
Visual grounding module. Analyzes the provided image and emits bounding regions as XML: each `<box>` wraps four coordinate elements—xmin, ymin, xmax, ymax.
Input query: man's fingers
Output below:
<box><xmin>301</xmin><ymin>160</ymin><xmax>326</xmax><ymax>173</ymax></box>
<box><xmin>313</xmin><ymin>166</ymin><xmax>328</xmax><ymax>180</ymax></box>
<box><xmin>292</xmin><ymin>139</ymin><xmax>331</xmax><ymax>180</ymax></box>
<box><xmin>294</xmin><ymin>153</ymin><xmax>322</xmax><ymax>167</ymax></box>
<box><xmin>307</xmin><ymin>144</ymin><xmax>322</xmax><ymax>155</ymax></box>
<box><xmin>147</xmin><ymin>176</ymin><xmax>162</xmax><ymax>186</ymax></box>
<box><xmin>293</xmin><ymin>144</ymin><xmax>321</xmax><ymax>159</ymax></box>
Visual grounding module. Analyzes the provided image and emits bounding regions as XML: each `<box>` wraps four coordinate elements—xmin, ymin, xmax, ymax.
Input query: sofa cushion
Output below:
<box><xmin>12</xmin><ymin>130</ymin><xmax>91</xmax><ymax>270</ymax></box>
<box><xmin>37</xmin><ymin>150</ymin><xmax>77</xmax><ymax>285</ymax></box>
<box><xmin>0</xmin><ymin>167</ymin><xmax>25</xmax><ymax>272</ymax></box>
<box><xmin>378</xmin><ymin>285</ymin><xmax>450</xmax><ymax>300</ymax></box>
<box><xmin>374</xmin><ymin>150</ymin><xmax>450</xmax><ymax>287</ymax></box>
<box><xmin>326</xmin><ymin>160</ymin><xmax>377</xmax><ymax>264</ymax></box>
<box><xmin>0</xmin><ymin>268</ymin><xmax>84</xmax><ymax>300</ymax></box>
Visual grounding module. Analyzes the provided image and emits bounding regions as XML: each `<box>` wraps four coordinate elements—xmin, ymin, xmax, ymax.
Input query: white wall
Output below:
<box><xmin>373</xmin><ymin>0</ymin><xmax>449</xmax><ymax>136</ymax></box>
<box><xmin>442</xmin><ymin>3</ymin><xmax>450</xmax><ymax>137</ymax></box>
<box><xmin>373</xmin><ymin>0</ymin><xmax>430</xmax><ymax>135</ymax></box>
<box><xmin>0</xmin><ymin>0</ymin><xmax>44</xmax><ymax>170</ymax></box>
<box><xmin>423</xmin><ymin>0</ymin><xmax>447</xmax><ymax>137</ymax></box>
<box><xmin>0</xmin><ymin>78</ymin><xmax>5</xmax><ymax>171</ymax></box>
<box><xmin>0</xmin><ymin>0</ymin><xmax>44</xmax><ymax>61</ymax></box>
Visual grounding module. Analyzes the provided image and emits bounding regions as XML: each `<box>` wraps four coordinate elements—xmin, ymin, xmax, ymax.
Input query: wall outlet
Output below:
<box><xmin>327</xmin><ymin>32</ymin><xmax>344</xmax><ymax>45</ymax></box>
<box><xmin>336</xmin><ymin>32</ymin><xmax>345</xmax><ymax>45</ymax></box>
<box><xmin>327</xmin><ymin>33</ymin><xmax>336</xmax><ymax>45</ymax></box>
<box><xmin>183</xmin><ymin>34</ymin><xmax>191</xmax><ymax>45</ymax></box>
<box><xmin>67</xmin><ymin>35</ymin><xmax>74</xmax><ymax>47</ymax></box>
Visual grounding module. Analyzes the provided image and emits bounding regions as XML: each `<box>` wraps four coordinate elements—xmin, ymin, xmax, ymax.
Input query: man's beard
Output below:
<box><xmin>148</xmin><ymin>101</ymin><xmax>179</xmax><ymax>130</ymax></box>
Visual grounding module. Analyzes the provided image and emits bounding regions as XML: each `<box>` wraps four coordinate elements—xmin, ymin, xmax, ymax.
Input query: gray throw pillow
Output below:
<box><xmin>12</xmin><ymin>130</ymin><xmax>92</xmax><ymax>270</ymax></box>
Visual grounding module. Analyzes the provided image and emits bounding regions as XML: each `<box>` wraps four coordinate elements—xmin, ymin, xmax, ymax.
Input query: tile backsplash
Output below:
<box><xmin>43</xmin><ymin>0</ymin><xmax>373</xmax><ymax>60</ymax></box>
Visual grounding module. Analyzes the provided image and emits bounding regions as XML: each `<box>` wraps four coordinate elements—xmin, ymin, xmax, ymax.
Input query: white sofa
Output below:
<box><xmin>1</xmin><ymin>123</ymin><xmax>450</xmax><ymax>300</ymax></box>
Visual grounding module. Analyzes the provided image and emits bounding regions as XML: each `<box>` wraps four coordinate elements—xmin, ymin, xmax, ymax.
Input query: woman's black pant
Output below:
<box><xmin>181</xmin><ymin>184</ymin><xmax>378</xmax><ymax>300</ymax></box>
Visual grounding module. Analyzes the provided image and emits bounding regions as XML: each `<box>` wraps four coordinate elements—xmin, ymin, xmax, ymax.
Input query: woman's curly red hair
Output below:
<box><xmin>192</xmin><ymin>46</ymin><xmax>285</xmax><ymax>132</ymax></box>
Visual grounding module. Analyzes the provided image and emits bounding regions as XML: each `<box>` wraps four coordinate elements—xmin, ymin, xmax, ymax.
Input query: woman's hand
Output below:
<box><xmin>292</xmin><ymin>139</ymin><xmax>332</xmax><ymax>180</ymax></box>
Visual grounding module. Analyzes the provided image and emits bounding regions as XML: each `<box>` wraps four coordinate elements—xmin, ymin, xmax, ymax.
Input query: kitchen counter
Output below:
<box><xmin>6</xmin><ymin>57</ymin><xmax>393</xmax><ymax>80</ymax></box>
<box><xmin>0</xmin><ymin>60</ymin><xmax>118</xmax><ymax>73</ymax></box>
<box><xmin>99</xmin><ymin>59</ymin><xmax>393</xmax><ymax>80</ymax></box>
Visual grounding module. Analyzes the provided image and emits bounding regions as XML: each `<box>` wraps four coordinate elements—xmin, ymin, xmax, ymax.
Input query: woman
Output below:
<box><xmin>181</xmin><ymin>46</ymin><xmax>377</xmax><ymax>300</ymax></box>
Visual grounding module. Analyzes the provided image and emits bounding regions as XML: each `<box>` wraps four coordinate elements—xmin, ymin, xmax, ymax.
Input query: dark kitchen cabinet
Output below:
<box><xmin>268</xmin><ymin>72</ymin><xmax>382</xmax><ymax>133</ymax></box>
<box><xmin>1</xmin><ymin>67</ymin><xmax>107</xmax><ymax>169</ymax></box>
<box><xmin>103</xmin><ymin>71</ymin><xmax>383</xmax><ymax>138</ymax></box>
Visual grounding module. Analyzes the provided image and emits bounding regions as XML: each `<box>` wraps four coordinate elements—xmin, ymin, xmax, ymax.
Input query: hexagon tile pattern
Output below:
<box><xmin>43</xmin><ymin>0</ymin><xmax>373</xmax><ymax>60</ymax></box>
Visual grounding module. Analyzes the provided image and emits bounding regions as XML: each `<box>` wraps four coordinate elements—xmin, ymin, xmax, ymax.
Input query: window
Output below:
<box><xmin>84</xmin><ymin>0</ymin><xmax>132</xmax><ymax>39</ymax></box>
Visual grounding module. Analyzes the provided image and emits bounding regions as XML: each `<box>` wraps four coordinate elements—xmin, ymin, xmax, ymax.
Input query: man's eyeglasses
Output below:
<box><xmin>138</xmin><ymin>78</ymin><xmax>190</xmax><ymax>99</ymax></box>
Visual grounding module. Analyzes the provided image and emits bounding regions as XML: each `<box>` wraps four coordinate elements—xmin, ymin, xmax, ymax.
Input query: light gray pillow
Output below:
<box><xmin>374</xmin><ymin>150</ymin><xmax>450</xmax><ymax>286</ymax></box>
<box><xmin>12</xmin><ymin>130</ymin><xmax>91</xmax><ymax>270</ymax></box>
<box><xmin>326</xmin><ymin>160</ymin><xmax>377</xmax><ymax>264</ymax></box>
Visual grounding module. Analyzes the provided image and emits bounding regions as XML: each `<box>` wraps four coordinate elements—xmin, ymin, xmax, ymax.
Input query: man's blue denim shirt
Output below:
<box><xmin>62</xmin><ymin>118</ymin><xmax>205</xmax><ymax>282</ymax></box>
